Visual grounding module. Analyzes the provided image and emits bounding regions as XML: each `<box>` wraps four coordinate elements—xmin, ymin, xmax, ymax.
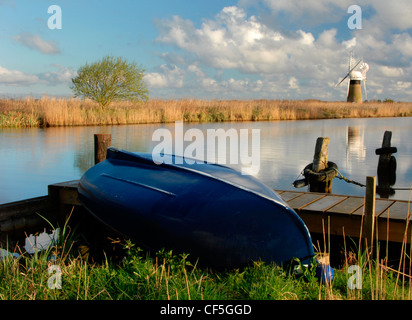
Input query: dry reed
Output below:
<box><xmin>1</xmin><ymin>97</ymin><xmax>412</xmax><ymax>128</ymax></box>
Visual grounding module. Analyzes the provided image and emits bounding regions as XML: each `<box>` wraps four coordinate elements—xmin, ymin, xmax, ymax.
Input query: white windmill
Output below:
<box><xmin>336</xmin><ymin>52</ymin><xmax>369</xmax><ymax>103</ymax></box>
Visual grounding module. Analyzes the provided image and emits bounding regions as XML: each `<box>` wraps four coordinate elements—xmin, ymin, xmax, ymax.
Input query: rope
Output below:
<box><xmin>295</xmin><ymin>164</ymin><xmax>412</xmax><ymax>191</ymax></box>
<box><xmin>330</xmin><ymin>167</ymin><xmax>366</xmax><ymax>187</ymax></box>
<box><xmin>330</xmin><ymin>167</ymin><xmax>412</xmax><ymax>191</ymax></box>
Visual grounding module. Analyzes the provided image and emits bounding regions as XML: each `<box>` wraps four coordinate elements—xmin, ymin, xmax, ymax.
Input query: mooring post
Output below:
<box><xmin>377</xmin><ymin>131</ymin><xmax>396</xmax><ymax>167</ymax></box>
<box><xmin>94</xmin><ymin>134</ymin><xmax>112</xmax><ymax>164</ymax></box>
<box><xmin>308</xmin><ymin>137</ymin><xmax>334</xmax><ymax>193</ymax></box>
<box><xmin>376</xmin><ymin>131</ymin><xmax>397</xmax><ymax>198</ymax></box>
<box><xmin>313</xmin><ymin>137</ymin><xmax>330</xmax><ymax>172</ymax></box>
<box><xmin>363</xmin><ymin>176</ymin><xmax>376</xmax><ymax>252</ymax></box>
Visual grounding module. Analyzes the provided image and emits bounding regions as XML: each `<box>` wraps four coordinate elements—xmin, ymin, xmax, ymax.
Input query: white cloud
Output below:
<box><xmin>378</xmin><ymin>66</ymin><xmax>404</xmax><ymax>78</ymax></box>
<box><xmin>393</xmin><ymin>33</ymin><xmax>412</xmax><ymax>58</ymax></box>
<box><xmin>342</xmin><ymin>37</ymin><xmax>357</xmax><ymax>49</ymax></box>
<box><xmin>288</xmin><ymin>77</ymin><xmax>299</xmax><ymax>90</ymax></box>
<box><xmin>0</xmin><ymin>64</ymin><xmax>77</xmax><ymax>88</ymax></box>
<box><xmin>12</xmin><ymin>32</ymin><xmax>60</xmax><ymax>55</ymax></box>
<box><xmin>156</xmin><ymin>6</ymin><xmax>290</xmax><ymax>74</ymax></box>
<box><xmin>242</xmin><ymin>0</ymin><xmax>412</xmax><ymax>32</ymax></box>
<box><xmin>149</xmin><ymin>2</ymin><xmax>412</xmax><ymax>100</ymax></box>
<box><xmin>38</xmin><ymin>65</ymin><xmax>77</xmax><ymax>85</ymax></box>
<box><xmin>145</xmin><ymin>64</ymin><xmax>185</xmax><ymax>89</ymax></box>
<box><xmin>396</xmin><ymin>81</ymin><xmax>411</xmax><ymax>89</ymax></box>
<box><xmin>187</xmin><ymin>64</ymin><xmax>206</xmax><ymax>77</ymax></box>
<box><xmin>368</xmin><ymin>0</ymin><xmax>412</xmax><ymax>31</ymax></box>
<box><xmin>241</xmin><ymin>0</ymin><xmax>355</xmax><ymax>26</ymax></box>
<box><xmin>0</xmin><ymin>65</ymin><xmax>38</xmax><ymax>85</ymax></box>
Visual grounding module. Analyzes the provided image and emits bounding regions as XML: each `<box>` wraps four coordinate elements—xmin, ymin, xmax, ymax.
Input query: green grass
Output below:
<box><xmin>1</xmin><ymin>233</ymin><xmax>411</xmax><ymax>300</ymax></box>
<box><xmin>1</xmin><ymin>210</ymin><xmax>411</xmax><ymax>300</ymax></box>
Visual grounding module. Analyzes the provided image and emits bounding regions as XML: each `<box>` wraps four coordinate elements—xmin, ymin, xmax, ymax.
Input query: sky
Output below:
<box><xmin>1</xmin><ymin>0</ymin><xmax>412</xmax><ymax>101</ymax></box>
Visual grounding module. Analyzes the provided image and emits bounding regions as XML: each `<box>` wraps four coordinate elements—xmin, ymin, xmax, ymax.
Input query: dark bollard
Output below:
<box><xmin>376</xmin><ymin>131</ymin><xmax>397</xmax><ymax>198</ymax></box>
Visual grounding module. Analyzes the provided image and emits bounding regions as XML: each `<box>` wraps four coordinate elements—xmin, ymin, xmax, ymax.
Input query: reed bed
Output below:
<box><xmin>1</xmin><ymin>97</ymin><xmax>412</xmax><ymax>128</ymax></box>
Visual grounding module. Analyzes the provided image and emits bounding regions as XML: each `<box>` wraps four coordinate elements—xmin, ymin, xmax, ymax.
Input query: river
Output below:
<box><xmin>1</xmin><ymin>117</ymin><xmax>411</xmax><ymax>204</ymax></box>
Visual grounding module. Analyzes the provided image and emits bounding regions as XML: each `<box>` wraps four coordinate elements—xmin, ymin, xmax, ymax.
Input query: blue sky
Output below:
<box><xmin>1</xmin><ymin>0</ymin><xmax>412</xmax><ymax>101</ymax></box>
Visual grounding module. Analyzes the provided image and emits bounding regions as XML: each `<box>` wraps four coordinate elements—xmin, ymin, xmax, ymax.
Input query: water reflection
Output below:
<box><xmin>1</xmin><ymin>117</ymin><xmax>412</xmax><ymax>203</ymax></box>
<box><xmin>346</xmin><ymin>126</ymin><xmax>366</xmax><ymax>164</ymax></box>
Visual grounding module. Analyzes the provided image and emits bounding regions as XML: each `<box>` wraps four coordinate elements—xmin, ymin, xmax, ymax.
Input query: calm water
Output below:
<box><xmin>1</xmin><ymin>117</ymin><xmax>412</xmax><ymax>204</ymax></box>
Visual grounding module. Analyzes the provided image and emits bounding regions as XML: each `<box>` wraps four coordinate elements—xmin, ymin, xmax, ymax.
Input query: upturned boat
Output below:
<box><xmin>78</xmin><ymin>147</ymin><xmax>315</xmax><ymax>268</ymax></box>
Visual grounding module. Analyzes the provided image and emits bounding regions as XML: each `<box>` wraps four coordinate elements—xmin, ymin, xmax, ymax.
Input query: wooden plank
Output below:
<box><xmin>49</xmin><ymin>180</ymin><xmax>79</xmax><ymax>189</ymax></box>
<box><xmin>300</xmin><ymin>195</ymin><xmax>347</xmax><ymax>213</ymax></box>
<box><xmin>326</xmin><ymin>196</ymin><xmax>364</xmax><ymax>214</ymax></box>
<box><xmin>380</xmin><ymin>201</ymin><xmax>411</xmax><ymax>220</ymax></box>
<box><xmin>299</xmin><ymin>211</ymin><xmax>363</xmax><ymax>239</ymax></box>
<box><xmin>48</xmin><ymin>180</ymin><xmax>80</xmax><ymax>206</ymax></box>
<box><xmin>0</xmin><ymin>196</ymin><xmax>51</xmax><ymax>221</ymax></box>
<box><xmin>0</xmin><ymin>196</ymin><xmax>53</xmax><ymax>234</ymax></box>
<box><xmin>376</xmin><ymin>219</ymin><xmax>411</xmax><ymax>244</ymax></box>
<box><xmin>352</xmin><ymin>205</ymin><xmax>364</xmax><ymax>216</ymax></box>
<box><xmin>375</xmin><ymin>199</ymin><xmax>396</xmax><ymax>216</ymax></box>
<box><xmin>287</xmin><ymin>193</ymin><xmax>326</xmax><ymax>211</ymax></box>
<box><xmin>303</xmin><ymin>195</ymin><xmax>347</xmax><ymax>212</ymax></box>
<box><xmin>278</xmin><ymin>191</ymin><xmax>304</xmax><ymax>202</ymax></box>
<box><xmin>352</xmin><ymin>199</ymin><xmax>394</xmax><ymax>217</ymax></box>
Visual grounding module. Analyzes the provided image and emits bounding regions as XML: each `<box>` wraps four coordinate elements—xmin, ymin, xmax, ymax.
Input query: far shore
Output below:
<box><xmin>1</xmin><ymin>97</ymin><xmax>411</xmax><ymax>128</ymax></box>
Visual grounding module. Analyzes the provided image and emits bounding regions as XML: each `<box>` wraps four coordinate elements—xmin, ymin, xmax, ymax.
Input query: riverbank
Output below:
<box><xmin>1</xmin><ymin>97</ymin><xmax>412</xmax><ymax>128</ymax></box>
<box><xmin>1</xmin><ymin>236</ymin><xmax>411</xmax><ymax>300</ymax></box>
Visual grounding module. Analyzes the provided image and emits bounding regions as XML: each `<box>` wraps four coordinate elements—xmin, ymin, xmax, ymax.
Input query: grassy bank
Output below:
<box><xmin>1</xmin><ymin>97</ymin><xmax>412</xmax><ymax>128</ymax></box>
<box><xmin>1</xmin><ymin>235</ymin><xmax>412</xmax><ymax>300</ymax></box>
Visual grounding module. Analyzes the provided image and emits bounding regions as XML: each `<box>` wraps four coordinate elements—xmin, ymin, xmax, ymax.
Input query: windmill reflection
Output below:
<box><xmin>346</xmin><ymin>126</ymin><xmax>366</xmax><ymax>169</ymax></box>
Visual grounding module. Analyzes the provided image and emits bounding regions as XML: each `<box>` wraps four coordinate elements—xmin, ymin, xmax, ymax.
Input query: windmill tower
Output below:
<box><xmin>336</xmin><ymin>53</ymin><xmax>369</xmax><ymax>103</ymax></box>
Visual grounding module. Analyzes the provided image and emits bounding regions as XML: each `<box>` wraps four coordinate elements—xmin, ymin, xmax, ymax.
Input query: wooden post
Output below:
<box><xmin>363</xmin><ymin>176</ymin><xmax>376</xmax><ymax>251</ymax></box>
<box><xmin>94</xmin><ymin>134</ymin><xmax>112</xmax><ymax>164</ymax></box>
<box><xmin>312</xmin><ymin>137</ymin><xmax>330</xmax><ymax>172</ymax></box>
<box><xmin>308</xmin><ymin>137</ymin><xmax>334</xmax><ymax>193</ymax></box>
<box><xmin>378</xmin><ymin>131</ymin><xmax>393</xmax><ymax>167</ymax></box>
<box><xmin>376</xmin><ymin>131</ymin><xmax>397</xmax><ymax>198</ymax></box>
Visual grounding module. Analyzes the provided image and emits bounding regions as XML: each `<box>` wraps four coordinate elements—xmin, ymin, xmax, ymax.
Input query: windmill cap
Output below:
<box><xmin>350</xmin><ymin>70</ymin><xmax>363</xmax><ymax>80</ymax></box>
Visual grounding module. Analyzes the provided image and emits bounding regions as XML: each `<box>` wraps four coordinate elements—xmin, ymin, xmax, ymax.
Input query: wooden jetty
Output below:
<box><xmin>1</xmin><ymin>179</ymin><xmax>411</xmax><ymax>245</ymax></box>
<box><xmin>276</xmin><ymin>189</ymin><xmax>411</xmax><ymax>244</ymax></box>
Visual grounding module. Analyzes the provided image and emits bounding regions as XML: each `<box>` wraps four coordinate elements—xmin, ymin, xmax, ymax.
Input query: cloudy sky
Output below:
<box><xmin>1</xmin><ymin>0</ymin><xmax>412</xmax><ymax>101</ymax></box>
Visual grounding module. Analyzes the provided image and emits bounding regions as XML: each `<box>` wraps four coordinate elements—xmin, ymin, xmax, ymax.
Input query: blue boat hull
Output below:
<box><xmin>78</xmin><ymin>148</ymin><xmax>314</xmax><ymax>268</ymax></box>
